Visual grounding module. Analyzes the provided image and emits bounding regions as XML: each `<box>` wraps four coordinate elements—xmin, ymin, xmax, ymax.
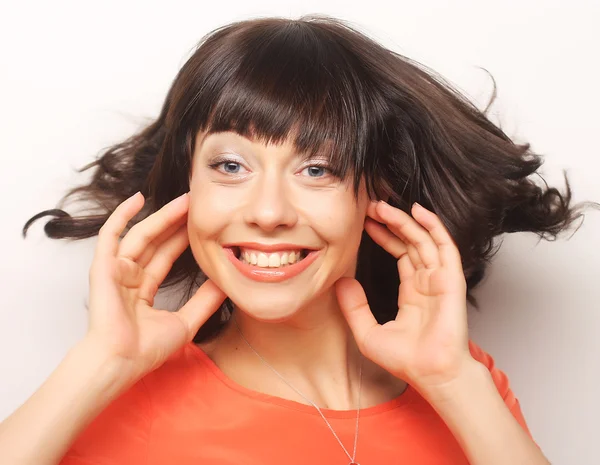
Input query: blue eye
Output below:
<box><xmin>209</xmin><ymin>159</ymin><xmax>247</xmax><ymax>175</ymax></box>
<box><xmin>302</xmin><ymin>165</ymin><xmax>330</xmax><ymax>177</ymax></box>
<box><xmin>221</xmin><ymin>162</ymin><xmax>241</xmax><ymax>173</ymax></box>
<box><xmin>308</xmin><ymin>166</ymin><xmax>325</xmax><ymax>177</ymax></box>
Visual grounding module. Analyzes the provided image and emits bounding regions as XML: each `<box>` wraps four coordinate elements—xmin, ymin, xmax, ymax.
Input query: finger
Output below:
<box><xmin>95</xmin><ymin>192</ymin><xmax>145</xmax><ymax>260</ymax></box>
<box><xmin>366</xmin><ymin>202</ymin><xmax>424</xmax><ymax>269</ymax></box>
<box><xmin>118</xmin><ymin>192</ymin><xmax>189</xmax><ymax>263</ymax></box>
<box><xmin>397</xmin><ymin>253</ymin><xmax>415</xmax><ymax>282</ymax></box>
<box><xmin>137</xmin><ymin>214</ymin><xmax>188</xmax><ymax>268</ymax></box>
<box><xmin>175</xmin><ymin>280</ymin><xmax>227</xmax><ymax>340</ymax></box>
<box><xmin>335</xmin><ymin>278</ymin><xmax>379</xmax><ymax>353</ymax></box>
<box><xmin>116</xmin><ymin>256</ymin><xmax>145</xmax><ymax>288</ymax></box>
<box><xmin>88</xmin><ymin>255</ymin><xmax>143</xmax><ymax>317</ymax></box>
<box><xmin>138</xmin><ymin>275</ymin><xmax>159</xmax><ymax>307</ymax></box>
<box><xmin>364</xmin><ymin>218</ymin><xmax>409</xmax><ymax>259</ymax></box>
<box><xmin>373</xmin><ymin>201</ymin><xmax>440</xmax><ymax>269</ymax></box>
<box><xmin>411</xmin><ymin>203</ymin><xmax>463</xmax><ymax>270</ymax></box>
<box><xmin>139</xmin><ymin>224</ymin><xmax>190</xmax><ymax>299</ymax></box>
<box><xmin>363</xmin><ymin>217</ymin><xmax>415</xmax><ymax>282</ymax></box>
<box><xmin>367</xmin><ymin>201</ymin><xmax>404</xmax><ymax>238</ymax></box>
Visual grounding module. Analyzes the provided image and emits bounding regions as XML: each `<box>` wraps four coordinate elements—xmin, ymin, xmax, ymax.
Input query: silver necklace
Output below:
<box><xmin>232</xmin><ymin>313</ymin><xmax>363</xmax><ymax>465</ymax></box>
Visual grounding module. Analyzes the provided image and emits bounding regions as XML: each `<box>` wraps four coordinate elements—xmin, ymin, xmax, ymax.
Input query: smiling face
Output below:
<box><xmin>187</xmin><ymin>129</ymin><xmax>369</xmax><ymax>322</ymax></box>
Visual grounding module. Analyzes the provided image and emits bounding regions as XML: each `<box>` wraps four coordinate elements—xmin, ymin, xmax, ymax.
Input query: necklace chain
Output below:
<box><xmin>232</xmin><ymin>313</ymin><xmax>362</xmax><ymax>464</ymax></box>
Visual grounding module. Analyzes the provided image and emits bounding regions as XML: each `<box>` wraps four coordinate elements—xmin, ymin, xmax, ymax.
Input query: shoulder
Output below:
<box><xmin>467</xmin><ymin>339</ymin><xmax>536</xmax><ymax>441</ymax></box>
<box><xmin>60</xmin><ymin>343</ymin><xmax>211</xmax><ymax>464</ymax></box>
<box><xmin>141</xmin><ymin>342</ymin><xmax>216</xmax><ymax>404</ymax></box>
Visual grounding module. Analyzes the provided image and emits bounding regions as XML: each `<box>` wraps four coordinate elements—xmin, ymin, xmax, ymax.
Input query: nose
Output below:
<box><xmin>243</xmin><ymin>173</ymin><xmax>298</xmax><ymax>232</ymax></box>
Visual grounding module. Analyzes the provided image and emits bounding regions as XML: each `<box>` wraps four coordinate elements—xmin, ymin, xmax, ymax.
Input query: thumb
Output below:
<box><xmin>335</xmin><ymin>277</ymin><xmax>379</xmax><ymax>353</ymax></box>
<box><xmin>177</xmin><ymin>279</ymin><xmax>227</xmax><ymax>340</ymax></box>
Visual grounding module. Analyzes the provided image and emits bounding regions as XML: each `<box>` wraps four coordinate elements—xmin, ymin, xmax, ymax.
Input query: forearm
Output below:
<box><xmin>420</xmin><ymin>360</ymin><xmax>550</xmax><ymax>465</ymax></box>
<box><xmin>0</xmin><ymin>339</ymin><xmax>127</xmax><ymax>465</ymax></box>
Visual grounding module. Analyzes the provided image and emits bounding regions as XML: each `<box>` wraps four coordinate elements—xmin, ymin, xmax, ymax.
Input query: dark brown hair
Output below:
<box><xmin>22</xmin><ymin>14</ymin><xmax>599</xmax><ymax>343</ymax></box>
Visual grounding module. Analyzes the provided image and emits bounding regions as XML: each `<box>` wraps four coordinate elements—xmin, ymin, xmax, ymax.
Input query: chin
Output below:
<box><xmin>228</xmin><ymin>290</ymin><xmax>312</xmax><ymax>322</ymax></box>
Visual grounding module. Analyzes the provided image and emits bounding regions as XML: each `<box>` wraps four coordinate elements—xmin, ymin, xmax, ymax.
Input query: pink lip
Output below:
<box><xmin>222</xmin><ymin>241</ymin><xmax>317</xmax><ymax>253</ymax></box>
<box><xmin>223</xmin><ymin>247</ymin><xmax>320</xmax><ymax>283</ymax></box>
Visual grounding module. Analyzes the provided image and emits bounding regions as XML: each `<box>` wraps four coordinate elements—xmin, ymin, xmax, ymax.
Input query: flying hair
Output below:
<box><xmin>22</xmin><ymin>14</ymin><xmax>599</xmax><ymax>343</ymax></box>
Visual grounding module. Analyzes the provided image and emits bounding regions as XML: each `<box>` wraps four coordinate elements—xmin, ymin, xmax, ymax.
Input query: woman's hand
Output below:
<box><xmin>335</xmin><ymin>200</ymin><xmax>472</xmax><ymax>395</ymax></box>
<box><xmin>85</xmin><ymin>191</ymin><xmax>226</xmax><ymax>382</ymax></box>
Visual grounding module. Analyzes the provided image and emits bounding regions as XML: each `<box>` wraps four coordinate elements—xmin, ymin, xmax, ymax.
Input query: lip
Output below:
<box><xmin>222</xmin><ymin>242</ymin><xmax>318</xmax><ymax>253</ymax></box>
<box><xmin>223</xmin><ymin>246</ymin><xmax>320</xmax><ymax>283</ymax></box>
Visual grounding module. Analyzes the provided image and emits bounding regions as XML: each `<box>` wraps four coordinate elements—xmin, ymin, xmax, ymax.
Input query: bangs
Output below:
<box><xmin>179</xmin><ymin>18</ymin><xmax>386</xmax><ymax>194</ymax></box>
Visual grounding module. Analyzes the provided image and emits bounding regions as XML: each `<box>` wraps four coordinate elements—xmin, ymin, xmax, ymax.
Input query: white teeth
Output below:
<box><xmin>237</xmin><ymin>248</ymin><xmax>306</xmax><ymax>268</ymax></box>
<box><xmin>257</xmin><ymin>253</ymin><xmax>269</xmax><ymax>267</ymax></box>
<box><xmin>268</xmin><ymin>254</ymin><xmax>280</xmax><ymax>267</ymax></box>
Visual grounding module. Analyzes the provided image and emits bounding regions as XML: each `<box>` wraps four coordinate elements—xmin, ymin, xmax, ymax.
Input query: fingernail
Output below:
<box><xmin>378</xmin><ymin>200</ymin><xmax>392</xmax><ymax>211</ymax></box>
<box><xmin>413</xmin><ymin>202</ymin><xmax>422</xmax><ymax>209</ymax></box>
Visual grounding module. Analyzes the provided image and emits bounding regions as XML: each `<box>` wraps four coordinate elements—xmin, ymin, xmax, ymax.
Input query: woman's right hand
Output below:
<box><xmin>84</xmin><ymin>191</ymin><xmax>226</xmax><ymax>383</ymax></box>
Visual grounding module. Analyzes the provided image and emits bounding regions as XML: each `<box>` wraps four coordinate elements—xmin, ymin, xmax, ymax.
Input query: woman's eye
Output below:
<box><xmin>221</xmin><ymin>162</ymin><xmax>241</xmax><ymax>174</ymax></box>
<box><xmin>210</xmin><ymin>160</ymin><xmax>247</xmax><ymax>175</ymax></box>
<box><xmin>302</xmin><ymin>165</ymin><xmax>329</xmax><ymax>178</ymax></box>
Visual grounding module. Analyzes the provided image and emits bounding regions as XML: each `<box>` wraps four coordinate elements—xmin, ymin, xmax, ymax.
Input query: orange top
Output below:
<box><xmin>60</xmin><ymin>340</ymin><xmax>534</xmax><ymax>465</ymax></box>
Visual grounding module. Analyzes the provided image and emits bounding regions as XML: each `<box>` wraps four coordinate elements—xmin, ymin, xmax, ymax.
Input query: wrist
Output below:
<box><xmin>417</xmin><ymin>358</ymin><xmax>492</xmax><ymax>407</ymax></box>
<box><xmin>69</xmin><ymin>337</ymin><xmax>133</xmax><ymax>398</ymax></box>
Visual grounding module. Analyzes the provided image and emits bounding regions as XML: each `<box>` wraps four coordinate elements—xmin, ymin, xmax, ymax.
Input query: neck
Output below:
<box><xmin>203</xmin><ymin>289</ymin><xmax>406</xmax><ymax>410</ymax></box>
<box><xmin>233</xmin><ymin>290</ymin><xmax>359</xmax><ymax>374</ymax></box>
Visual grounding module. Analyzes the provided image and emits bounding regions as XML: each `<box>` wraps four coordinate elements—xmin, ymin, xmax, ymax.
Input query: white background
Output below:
<box><xmin>1</xmin><ymin>1</ymin><xmax>599</xmax><ymax>464</ymax></box>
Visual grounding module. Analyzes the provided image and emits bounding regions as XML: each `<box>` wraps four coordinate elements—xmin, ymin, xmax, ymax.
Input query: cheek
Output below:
<box><xmin>187</xmin><ymin>179</ymin><xmax>242</xmax><ymax>238</ymax></box>
<box><xmin>185</xmin><ymin>183</ymin><xmax>238</xmax><ymax>272</ymax></box>
<box><xmin>303</xmin><ymin>191</ymin><xmax>367</xmax><ymax>250</ymax></box>
<box><xmin>188</xmin><ymin>198</ymin><xmax>220</xmax><ymax>240</ymax></box>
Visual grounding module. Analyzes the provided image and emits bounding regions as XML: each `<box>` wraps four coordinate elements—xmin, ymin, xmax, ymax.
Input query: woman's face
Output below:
<box><xmin>187</xmin><ymin>130</ymin><xmax>369</xmax><ymax>321</ymax></box>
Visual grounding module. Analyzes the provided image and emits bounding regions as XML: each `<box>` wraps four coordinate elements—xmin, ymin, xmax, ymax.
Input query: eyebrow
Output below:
<box><xmin>197</xmin><ymin>130</ymin><xmax>333</xmax><ymax>163</ymax></box>
<box><xmin>194</xmin><ymin>132</ymin><xmax>239</xmax><ymax>156</ymax></box>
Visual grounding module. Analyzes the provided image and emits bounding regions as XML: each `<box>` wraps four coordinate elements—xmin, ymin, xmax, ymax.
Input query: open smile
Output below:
<box><xmin>223</xmin><ymin>243</ymin><xmax>320</xmax><ymax>283</ymax></box>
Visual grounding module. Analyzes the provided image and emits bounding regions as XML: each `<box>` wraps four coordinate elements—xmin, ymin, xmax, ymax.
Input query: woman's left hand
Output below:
<box><xmin>335</xmin><ymin>200</ymin><xmax>474</xmax><ymax>394</ymax></box>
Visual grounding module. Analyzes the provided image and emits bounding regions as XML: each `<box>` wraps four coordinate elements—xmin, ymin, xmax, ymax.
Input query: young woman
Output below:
<box><xmin>1</xmin><ymin>14</ymin><xmax>596</xmax><ymax>465</ymax></box>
